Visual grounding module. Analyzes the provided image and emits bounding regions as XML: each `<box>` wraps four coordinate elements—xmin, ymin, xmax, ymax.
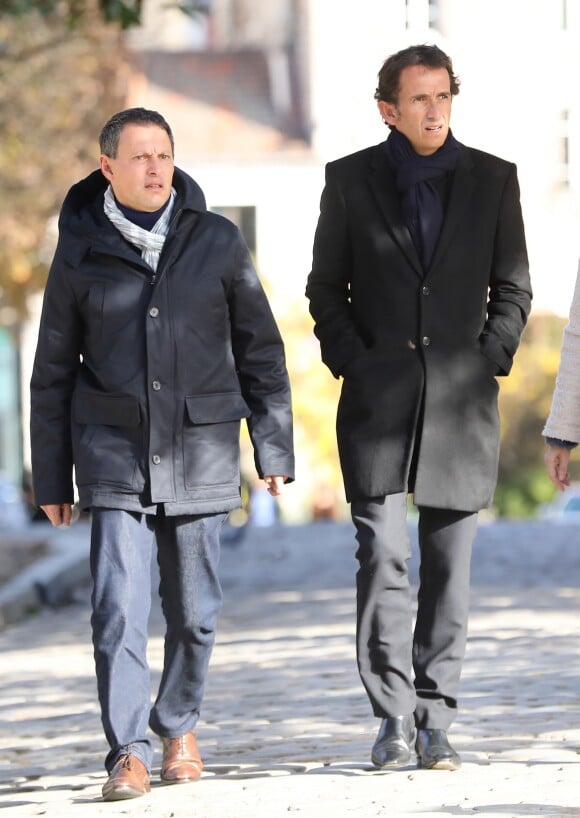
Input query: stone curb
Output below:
<box><xmin>0</xmin><ymin>521</ymin><xmax>91</xmax><ymax>629</ymax></box>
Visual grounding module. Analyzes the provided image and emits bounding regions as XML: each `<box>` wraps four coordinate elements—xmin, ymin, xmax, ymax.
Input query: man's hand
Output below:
<box><xmin>263</xmin><ymin>476</ymin><xmax>286</xmax><ymax>497</ymax></box>
<box><xmin>544</xmin><ymin>445</ymin><xmax>572</xmax><ymax>492</ymax></box>
<box><xmin>40</xmin><ymin>503</ymin><xmax>73</xmax><ymax>527</ymax></box>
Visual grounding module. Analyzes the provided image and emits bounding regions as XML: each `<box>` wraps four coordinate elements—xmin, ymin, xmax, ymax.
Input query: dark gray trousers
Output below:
<box><xmin>351</xmin><ymin>493</ymin><xmax>477</xmax><ymax>729</ymax></box>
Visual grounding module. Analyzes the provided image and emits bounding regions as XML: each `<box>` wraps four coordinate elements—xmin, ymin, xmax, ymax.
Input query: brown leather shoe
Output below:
<box><xmin>161</xmin><ymin>732</ymin><xmax>203</xmax><ymax>784</ymax></box>
<box><xmin>102</xmin><ymin>754</ymin><xmax>151</xmax><ymax>801</ymax></box>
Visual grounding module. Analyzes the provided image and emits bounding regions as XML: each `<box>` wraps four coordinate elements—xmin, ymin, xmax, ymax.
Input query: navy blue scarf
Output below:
<box><xmin>115</xmin><ymin>196</ymin><xmax>170</xmax><ymax>231</ymax></box>
<box><xmin>385</xmin><ymin>129</ymin><xmax>460</xmax><ymax>270</ymax></box>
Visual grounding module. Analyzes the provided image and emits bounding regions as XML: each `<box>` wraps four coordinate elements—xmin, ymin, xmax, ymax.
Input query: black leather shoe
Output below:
<box><xmin>415</xmin><ymin>729</ymin><xmax>461</xmax><ymax>770</ymax></box>
<box><xmin>371</xmin><ymin>715</ymin><xmax>416</xmax><ymax>768</ymax></box>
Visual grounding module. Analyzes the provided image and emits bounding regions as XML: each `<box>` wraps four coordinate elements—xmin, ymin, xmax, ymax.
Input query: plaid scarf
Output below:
<box><xmin>103</xmin><ymin>185</ymin><xmax>176</xmax><ymax>272</ymax></box>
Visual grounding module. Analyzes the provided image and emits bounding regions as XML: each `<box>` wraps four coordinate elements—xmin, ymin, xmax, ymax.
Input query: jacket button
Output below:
<box><xmin>407</xmin><ymin>340</ymin><xmax>417</xmax><ymax>350</ymax></box>
<box><xmin>149</xmin><ymin>307</ymin><xmax>159</xmax><ymax>317</ymax></box>
<box><xmin>422</xmin><ymin>285</ymin><xmax>430</xmax><ymax>295</ymax></box>
<box><xmin>152</xmin><ymin>455</ymin><xmax>161</xmax><ymax>465</ymax></box>
<box><xmin>422</xmin><ymin>336</ymin><xmax>431</xmax><ymax>346</ymax></box>
<box><xmin>152</xmin><ymin>380</ymin><xmax>161</xmax><ymax>391</ymax></box>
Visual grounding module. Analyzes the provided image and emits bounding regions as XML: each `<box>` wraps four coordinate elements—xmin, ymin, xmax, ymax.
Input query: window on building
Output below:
<box><xmin>429</xmin><ymin>0</ymin><xmax>440</xmax><ymax>29</ymax></box>
<box><xmin>212</xmin><ymin>206</ymin><xmax>257</xmax><ymax>256</ymax></box>
<box><xmin>560</xmin><ymin>0</ymin><xmax>580</xmax><ymax>29</ymax></box>
<box><xmin>559</xmin><ymin>109</ymin><xmax>571</xmax><ymax>187</ymax></box>
<box><xmin>405</xmin><ymin>0</ymin><xmax>438</xmax><ymax>31</ymax></box>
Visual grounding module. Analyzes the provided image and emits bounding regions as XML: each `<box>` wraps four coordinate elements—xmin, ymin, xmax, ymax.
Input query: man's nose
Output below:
<box><xmin>147</xmin><ymin>157</ymin><xmax>162</xmax><ymax>173</ymax></box>
<box><xmin>425</xmin><ymin>98</ymin><xmax>438</xmax><ymax>118</ymax></box>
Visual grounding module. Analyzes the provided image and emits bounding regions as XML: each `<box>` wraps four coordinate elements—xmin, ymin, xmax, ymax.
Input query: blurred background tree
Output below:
<box><xmin>0</xmin><ymin>1</ymin><xmax>208</xmax><ymax>28</ymax></box>
<box><xmin>0</xmin><ymin>1</ymin><xmax>128</xmax><ymax>320</ymax></box>
<box><xmin>0</xmin><ymin>0</ymin><xmax>208</xmax><ymax>321</ymax></box>
<box><xmin>276</xmin><ymin>300</ymin><xmax>345</xmax><ymax>520</ymax></box>
<box><xmin>496</xmin><ymin>312</ymin><xmax>573</xmax><ymax>517</ymax></box>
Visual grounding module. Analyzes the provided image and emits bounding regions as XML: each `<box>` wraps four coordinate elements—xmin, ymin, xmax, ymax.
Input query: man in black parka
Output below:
<box><xmin>306</xmin><ymin>46</ymin><xmax>531</xmax><ymax>771</ymax></box>
<box><xmin>30</xmin><ymin>108</ymin><xmax>294</xmax><ymax>800</ymax></box>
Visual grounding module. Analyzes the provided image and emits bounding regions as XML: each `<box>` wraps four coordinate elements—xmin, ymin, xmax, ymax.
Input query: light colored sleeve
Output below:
<box><xmin>543</xmin><ymin>259</ymin><xmax>580</xmax><ymax>443</ymax></box>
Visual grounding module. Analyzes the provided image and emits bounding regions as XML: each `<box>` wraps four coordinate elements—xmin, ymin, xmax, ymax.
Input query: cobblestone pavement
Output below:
<box><xmin>0</xmin><ymin>520</ymin><xmax>579</xmax><ymax>817</ymax></box>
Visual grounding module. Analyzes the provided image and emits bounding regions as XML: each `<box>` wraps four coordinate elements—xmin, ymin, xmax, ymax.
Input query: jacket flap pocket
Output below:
<box><xmin>73</xmin><ymin>392</ymin><xmax>141</xmax><ymax>427</ymax></box>
<box><xmin>185</xmin><ymin>393</ymin><xmax>251</xmax><ymax>425</ymax></box>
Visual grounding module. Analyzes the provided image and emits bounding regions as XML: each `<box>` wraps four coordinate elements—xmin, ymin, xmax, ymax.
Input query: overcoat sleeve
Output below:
<box><xmin>305</xmin><ymin>164</ymin><xmax>367</xmax><ymax>378</ymax></box>
<box><xmin>479</xmin><ymin>163</ymin><xmax>532</xmax><ymax>376</ymax></box>
<box><xmin>543</xmin><ymin>260</ymin><xmax>580</xmax><ymax>443</ymax></box>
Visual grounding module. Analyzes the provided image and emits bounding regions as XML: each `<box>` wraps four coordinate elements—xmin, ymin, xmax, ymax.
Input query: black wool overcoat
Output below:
<box><xmin>306</xmin><ymin>140</ymin><xmax>532</xmax><ymax>511</ymax></box>
<box><xmin>31</xmin><ymin>168</ymin><xmax>294</xmax><ymax>515</ymax></box>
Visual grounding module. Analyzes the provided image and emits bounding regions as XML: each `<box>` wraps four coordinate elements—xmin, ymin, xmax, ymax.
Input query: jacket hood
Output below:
<box><xmin>59</xmin><ymin>166</ymin><xmax>207</xmax><ymax>237</ymax></box>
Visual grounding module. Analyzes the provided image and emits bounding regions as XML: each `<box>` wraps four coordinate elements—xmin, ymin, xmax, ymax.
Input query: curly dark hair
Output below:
<box><xmin>374</xmin><ymin>44</ymin><xmax>460</xmax><ymax>105</ymax></box>
<box><xmin>99</xmin><ymin>108</ymin><xmax>174</xmax><ymax>158</ymax></box>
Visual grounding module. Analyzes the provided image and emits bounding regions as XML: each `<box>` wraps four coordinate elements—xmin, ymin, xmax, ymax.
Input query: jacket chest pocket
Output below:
<box><xmin>84</xmin><ymin>278</ymin><xmax>150</xmax><ymax>349</ymax></box>
<box><xmin>182</xmin><ymin>392</ymin><xmax>250</xmax><ymax>489</ymax></box>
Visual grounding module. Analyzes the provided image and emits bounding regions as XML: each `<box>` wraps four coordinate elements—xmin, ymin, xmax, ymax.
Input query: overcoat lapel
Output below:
<box><xmin>367</xmin><ymin>144</ymin><xmax>423</xmax><ymax>277</ymax></box>
<box><xmin>429</xmin><ymin>145</ymin><xmax>476</xmax><ymax>271</ymax></box>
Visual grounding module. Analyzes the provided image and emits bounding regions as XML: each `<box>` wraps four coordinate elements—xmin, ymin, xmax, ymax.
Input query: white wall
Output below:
<box><xmin>183</xmin><ymin>159</ymin><xmax>324</xmax><ymax>309</ymax></box>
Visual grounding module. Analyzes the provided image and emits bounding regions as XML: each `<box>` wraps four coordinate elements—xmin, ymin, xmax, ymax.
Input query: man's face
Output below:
<box><xmin>100</xmin><ymin>123</ymin><xmax>174</xmax><ymax>212</ymax></box>
<box><xmin>378</xmin><ymin>65</ymin><xmax>452</xmax><ymax>156</ymax></box>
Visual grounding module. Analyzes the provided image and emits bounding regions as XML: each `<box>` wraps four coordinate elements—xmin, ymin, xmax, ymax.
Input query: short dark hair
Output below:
<box><xmin>374</xmin><ymin>44</ymin><xmax>460</xmax><ymax>105</ymax></box>
<box><xmin>99</xmin><ymin>108</ymin><xmax>175</xmax><ymax>157</ymax></box>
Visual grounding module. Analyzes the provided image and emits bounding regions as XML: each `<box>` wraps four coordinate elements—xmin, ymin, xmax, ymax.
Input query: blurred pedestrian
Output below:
<box><xmin>543</xmin><ymin>260</ymin><xmax>580</xmax><ymax>490</ymax></box>
<box><xmin>248</xmin><ymin>475</ymin><xmax>280</xmax><ymax>527</ymax></box>
<box><xmin>30</xmin><ymin>108</ymin><xmax>294</xmax><ymax>801</ymax></box>
<box><xmin>311</xmin><ymin>483</ymin><xmax>338</xmax><ymax>521</ymax></box>
<box><xmin>306</xmin><ymin>45</ymin><xmax>531</xmax><ymax>771</ymax></box>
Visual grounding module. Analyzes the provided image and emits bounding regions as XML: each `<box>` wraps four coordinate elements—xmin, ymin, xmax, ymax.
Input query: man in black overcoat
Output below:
<box><xmin>30</xmin><ymin>108</ymin><xmax>294</xmax><ymax>800</ymax></box>
<box><xmin>306</xmin><ymin>45</ymin><xmax>531</xmax><ymax>770</ymax></box>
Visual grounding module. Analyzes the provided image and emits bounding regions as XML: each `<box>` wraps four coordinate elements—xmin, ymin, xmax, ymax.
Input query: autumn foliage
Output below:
<box><xmin>0</xmin><ymin>1</ymin><xmax>128</xmax><ymax>318</ymax></box>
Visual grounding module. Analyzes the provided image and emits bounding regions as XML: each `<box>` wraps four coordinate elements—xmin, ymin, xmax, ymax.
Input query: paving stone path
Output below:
<box><xmin>0</xmin><ymin>520</ymin><xmax>578</xmax><ymax>817</ymax></box>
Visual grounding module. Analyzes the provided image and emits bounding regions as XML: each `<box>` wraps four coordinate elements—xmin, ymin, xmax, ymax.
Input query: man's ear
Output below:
<box><xmin>100</xmin><ymin>155</ymin><xmax>113</xmax><ymax>181</ymax></box>
<box><xmin>377</xmin><ymin>100</ymin><xmax>397</xmax><ymax>126</ymax></box>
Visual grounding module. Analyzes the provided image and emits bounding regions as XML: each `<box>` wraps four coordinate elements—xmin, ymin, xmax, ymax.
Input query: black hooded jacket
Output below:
<box><xmin>31</xmin><ymin>167</ymin><xmax>294</xmax><ymax>514</ymax></box>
